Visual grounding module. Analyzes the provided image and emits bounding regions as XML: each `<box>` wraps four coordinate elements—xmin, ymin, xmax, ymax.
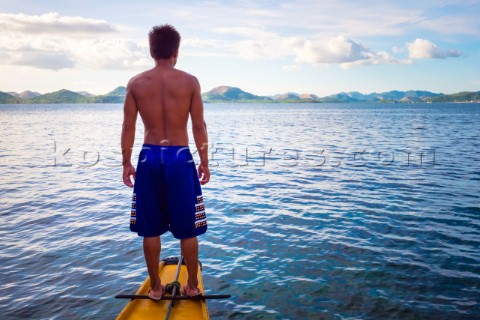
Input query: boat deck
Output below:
<box><xmin>116</xmin><ymin>258</ymin><xmax>209</xmax><ymax>320</ymax></box>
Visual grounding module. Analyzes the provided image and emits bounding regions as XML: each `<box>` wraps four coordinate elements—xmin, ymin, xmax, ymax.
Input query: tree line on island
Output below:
<box><xmin>1</xmin><ymin>85</ymin><xmax>479</xmax><ymax>104</ymax></box>
<box><xmin>0</xmin><ymin>87</ymin><xmax>127</xmax><ymax>104</ymax></box>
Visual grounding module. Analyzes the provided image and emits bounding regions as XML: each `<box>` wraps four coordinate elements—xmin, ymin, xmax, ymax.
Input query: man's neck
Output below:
<box><xmin>155</xmin><ymin>57</ymin><xmax>176</xmax><ymax>68</ymax></box>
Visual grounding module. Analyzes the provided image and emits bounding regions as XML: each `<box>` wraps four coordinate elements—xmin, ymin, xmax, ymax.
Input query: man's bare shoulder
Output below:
<box><xmin>129</xmin><ymin>68</ymin><xmax>197</xmax><ymax>85</ymax></box>
<box><xmin>170</xmin><ymin>68</ymin><xmax>198</xmax><ymax>84</ymax></box>
<box><xmin>127</xmin><ymin>69</ymin><xmax>153</xmax><ymax>88</ymax></box>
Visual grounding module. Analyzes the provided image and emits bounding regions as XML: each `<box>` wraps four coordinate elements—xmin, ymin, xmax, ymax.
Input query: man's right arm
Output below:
<box><xmin>190</xmin><ymin>77</ymin><xmax>210</xmax><ymax>185</ymax></box>
<box><xmin>121</xmin><ymin>79</ymin><xmax>138</xmax><ymax>187</ymax></box>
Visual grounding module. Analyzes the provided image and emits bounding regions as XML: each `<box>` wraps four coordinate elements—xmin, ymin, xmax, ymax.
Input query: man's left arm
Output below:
<box><xmin>121</xmin><ymin>81</ymin><xmax>138</xmax><ymax>188</ymax></box>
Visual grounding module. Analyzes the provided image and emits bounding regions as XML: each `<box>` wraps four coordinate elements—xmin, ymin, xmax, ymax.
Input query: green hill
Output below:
<box><xmin>273</xmin><ymin>93</ymin><xmax>321</xmax><ymax>103</ymax></box>
<box><xmin>0</xmin><ymin>92</ymin><xmax>22</xmax><ymax>104</ymax></box>
<box><xmin>428</xmin><ymin>91</ymin><xmax>480</xmax><ymax>103</ymax></box>
<box><xmin>319</xmin><ymin>93</ymin><xmax>360</xmax><ymax>103</ymax></box>
<box><xmin>26</xmin><ymin>89</ymin><xmax>89</xmax><ymax>104</ymax></box>
<box><xmin>202</xmin><ymin>86</ymin><xmax>273</xmax><ymax>103</ymax></box>
<box><xmin>1</xmin><ymin>86</ymin><xmax>479</xmax><ymax>104</ymax></box>
<box><xmin>90</xmin><ymin>86</ymin><xmax>126</xmax><ymax>103</ymax></box>
<box><xmin>0</xmin><ymin>87</ymin><xmax>127</xmax><ymax>104</ymax></box>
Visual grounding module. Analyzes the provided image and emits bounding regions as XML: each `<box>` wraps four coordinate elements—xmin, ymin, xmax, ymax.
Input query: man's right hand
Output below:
<box><xmin>123</xmin><ymin>164</ymin><xmax>136</xmax><ymax>188</ymax></box>
<box><xmin>197</xmin><ymin>162</ymin><xmax>210</xmax><ymax>185</ymax></box>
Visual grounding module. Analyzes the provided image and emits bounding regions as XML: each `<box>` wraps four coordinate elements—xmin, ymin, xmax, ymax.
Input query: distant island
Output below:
<box><xmin>201</xmin><ymin>86</ymin><xmax>480</xmax><ymax>103</ymax></box>
<box><xmin>0</xmin><ymin>87</ymin><xmax>126</xmax><ymax>104</ymax></box>
<box><xmin>1</xmin><ymin>86</ymin><xmax>479</xmax><ymax>104</ymax></box>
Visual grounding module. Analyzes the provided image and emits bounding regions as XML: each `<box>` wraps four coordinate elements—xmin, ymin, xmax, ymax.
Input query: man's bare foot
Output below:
<box><xmin>181</xmin><ymin>285</ymin><xmax>201</xmax><ymax>297</ymax></box>
<box><xmin>148</xmin><ymin>285</ymin><xmax>165</xmax><ymax>300</ymax></box>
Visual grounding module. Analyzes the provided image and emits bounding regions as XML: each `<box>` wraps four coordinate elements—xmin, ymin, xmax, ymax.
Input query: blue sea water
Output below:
<box><xmin>0</xmin><ymin>102</ymin><xmax>479</xmax><ymax>319</ymax></box>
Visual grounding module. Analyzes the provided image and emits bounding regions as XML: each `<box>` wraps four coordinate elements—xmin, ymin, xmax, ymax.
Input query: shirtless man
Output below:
<box><xmin>121</xmin><ymin>24</ymin><xmax>209</xmax><ymax>300</ymax></box>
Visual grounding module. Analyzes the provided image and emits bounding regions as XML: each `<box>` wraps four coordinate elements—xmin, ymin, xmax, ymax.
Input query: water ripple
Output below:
<box><xmin>0</xmin><ymin>103</ymin><xmax>479</xmax><ymax>319</ymax></box>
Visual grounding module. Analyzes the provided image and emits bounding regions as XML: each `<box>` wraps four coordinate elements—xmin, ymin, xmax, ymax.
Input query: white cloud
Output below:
<box><xmin>0</xmin><ymin>12</ymin><xmax>119</xmax><ymax>35</ymax></box>
<box><xmin>235</xmin><ymin>39</ymin><xmax>284</xmax><ymax>60</ymax></box>
<box><xmin>340</xmin><ymin>51</ymin><xmax>409</xmax><ymax>69</ymax></box>
<box><xmin>183</xmin><ymin>38</ymin><xmax>216</xmax><ymax>48</ymax></box>
<box><xmin>72</xmin><ymin>38</ymin><xmax>150</xmax><ymax>69</ymax></box>
<box><xmin>213</xmin><ymin>27</ymin><xmax>291</xmax><ymax>59</ymax></box>
<box><xmin>0</xmin><ymin>12</ymin><xmax>148</xmax><ymax>70</ymax></box>
<box><xmin>8</xmin><ymin>47</ymin><xmax>75</xmax><ymax>69</ymax></box>
<box><xmin>246</xmin><ymin>9</ymin><xmax>280</xmax><ymax>18</ymax></box>
<box><xmin>392</xmin><ymin>46</ymin><xmax>405</xmax><ymax>54</ymax></box>
<box><xmin>0</xmin><ymin>39</ymin><xmax>149</xmax><ymax>70</ymax></box>
<box><xmin>294</xmin><ymin>37</ymin><xmax>368</xmax><ymax>64</ymax></box>
<box><xmin>172</xmin><ymin>1</ymin><xmax>426</xmax><ymax>37</ymax></box>
<box><xmin>407</xmin><ymin>38</ymin><xmax>462</xmax><ymax>59</ymax></box>
<box><xmin>293</xmin><ymin>37</ymin><xmax>405</xmax><ymax>68</ymax></box>
<box><xmin>281</xmin><ymin>64</ymin><xmax>301</xmax><ymax>71</ymax></box>
<box><xmin>416</xmin><ymin>15</ymin><xmax>480</xmax><ymax>35</ymax></box>
<box><xmin>149</xmin><ymin>0</ymin><xmax>478</xmax><ymax>65</ymax></box>
<box><xmin>276</xmin><ymin>1</ymin><xmax>424</xmax><ymax>37</ymax></box>
<box><xmin>219</xmin><ymin>31</ymin><xmax>402</xmax><ymax>67</ymax></box>
<box><xmin>213</xmin><ymin>26</ymin><xmax>463</xmax><ymax>68</ymax></box>
<box><xmin>0</xmin><ymin>4</ymin><xmax>471</xmax><ymax>72</ymax></box>
<box><xmin>213</xmin><ymin>26</ymin><xmax>278</xmax><ymax>40</ymax></box>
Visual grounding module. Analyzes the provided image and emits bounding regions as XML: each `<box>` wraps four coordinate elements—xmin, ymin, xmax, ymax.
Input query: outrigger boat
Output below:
<box><xmin>115</xmin><ymin>257</ymin><xmax>230</xmax><ymax>320</ymax></box>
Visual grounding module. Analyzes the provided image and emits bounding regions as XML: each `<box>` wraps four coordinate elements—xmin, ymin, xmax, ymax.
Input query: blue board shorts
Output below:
<box><xmin>130</xmin><ymin>144</ymin><xmax>207</xmax><ymax>239</ymax></box>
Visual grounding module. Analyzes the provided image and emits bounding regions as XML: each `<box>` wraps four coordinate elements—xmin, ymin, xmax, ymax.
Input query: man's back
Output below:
<box><xmin>129</xmin><ymin>64</ymin><xmax>196</xmax><ymax>146</ymax></box>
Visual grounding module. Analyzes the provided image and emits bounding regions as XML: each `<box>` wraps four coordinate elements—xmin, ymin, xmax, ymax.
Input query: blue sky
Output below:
<box><xmin>0</xmin><ymin>0</ymin><xmax>479</xmax><ymax>96</ymax></box>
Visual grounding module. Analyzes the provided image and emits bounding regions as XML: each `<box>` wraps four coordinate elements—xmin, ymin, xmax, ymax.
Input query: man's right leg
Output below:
<box><xmin>180</xmin><ymin>236</ymin><xmax>201</xmax><ymax>295</ymax></box>
<box><xmin>143</xmin><ymin>236</ymin><xmax>164</xmax><ymax>297</ymax></box>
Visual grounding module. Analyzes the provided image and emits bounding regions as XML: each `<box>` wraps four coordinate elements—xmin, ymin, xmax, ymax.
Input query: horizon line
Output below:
<box><xmin>4</xmin><ymin>85</ymin><xmax>479</xmax><ymax>98</ymax></box>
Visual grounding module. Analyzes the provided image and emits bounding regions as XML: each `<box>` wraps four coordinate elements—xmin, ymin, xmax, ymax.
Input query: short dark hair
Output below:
<box><xmin>148</xmin><ymin>24</ymin><xmax>181</xmax><ymax>60</ymax></box>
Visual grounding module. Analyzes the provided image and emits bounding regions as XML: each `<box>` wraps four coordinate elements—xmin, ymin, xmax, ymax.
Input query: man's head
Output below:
<box><xmin>148</xmin><ymin>24</ymin><xmax>181</xmax><ymax>61</ymax></box>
